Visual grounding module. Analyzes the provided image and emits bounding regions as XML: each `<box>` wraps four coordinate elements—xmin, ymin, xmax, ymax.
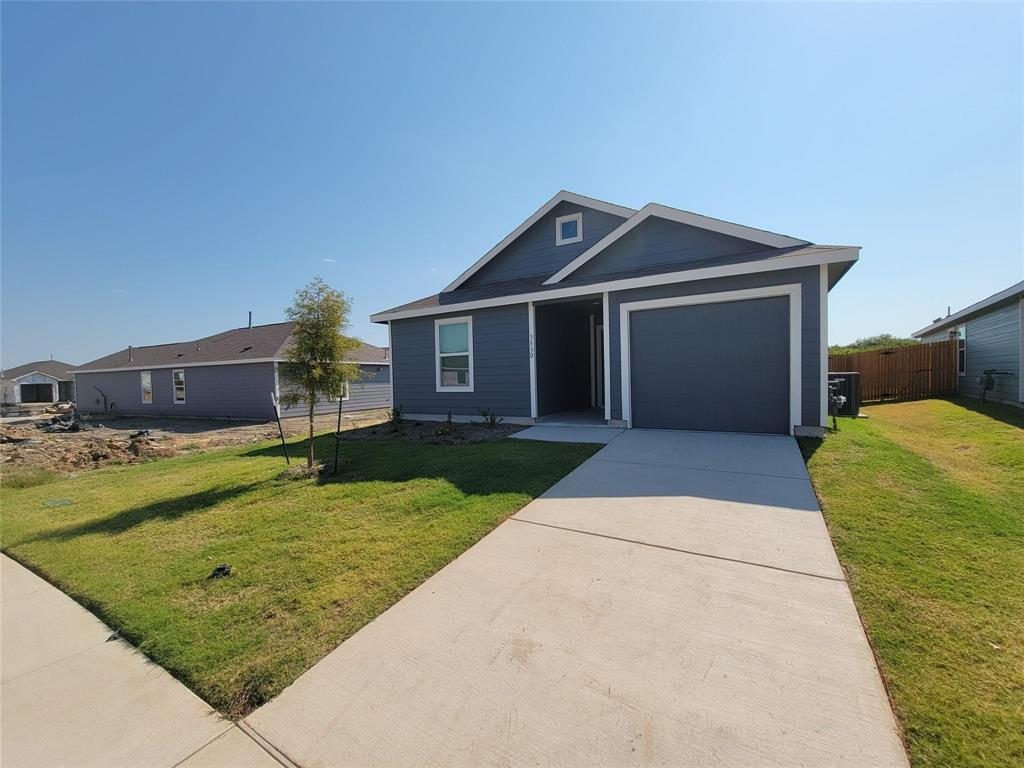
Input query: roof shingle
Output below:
<box><xmin>73</xmin><ymin>322</ymin><xmax>387</xmax><ymax>372</ymax></box>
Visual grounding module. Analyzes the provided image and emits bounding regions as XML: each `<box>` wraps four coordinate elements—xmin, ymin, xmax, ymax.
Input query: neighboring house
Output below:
<box><xmin>372</xmin><ymin>190</ymin><xmax>860</xmax><ymax>436</ymax></box>
<box><xmin>912</xmin><ymin>281</ymin><xmax>1023</xmax><ymax>406</ymax></box>
<box><xmin>72</xmin><ymin>322</ymin><xmax>390</xmax><ymax>420</ymax></box>
<box><xmin>0</xmin><ymin>360</ymin><xmax>76</xmax><ymax>406</ymax></box>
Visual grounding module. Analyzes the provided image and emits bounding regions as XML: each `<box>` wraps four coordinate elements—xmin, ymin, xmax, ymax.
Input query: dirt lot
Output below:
<box><xmin>1</xmin><ymin>410</ymin><xmax>390</xmax><ymax>475</ymax></box>
<box><xmin>0</xmin><ymin>410</ymin><xmax>529</xmax><ymax>477</ymax></box>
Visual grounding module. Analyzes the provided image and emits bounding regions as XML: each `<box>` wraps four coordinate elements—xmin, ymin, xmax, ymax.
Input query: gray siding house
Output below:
<box><xmin>1</xmin><ymin>360</ymin><xmax>76</xmax><ymax>406</ymax></box>
<box><xmin>72</xmin><ymin>322</ymin><xmax>390</xmax><ymax>420</ymax></box>
<box><xmin>912</xmin><ymin>281</ymin><xmax>1023</xmax><ymax>406</ymax></box>
<box><xmin>372</xmin><ymin>191</ymin><xmax>861</xmax><ymax>436</ymax></box>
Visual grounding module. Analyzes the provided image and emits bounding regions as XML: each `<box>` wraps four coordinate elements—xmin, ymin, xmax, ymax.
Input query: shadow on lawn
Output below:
<box><xmin>24</xmin><ymin>484</ymin><xmax>259</xmax><ymax>544</ymax></box>
<box><xmin>941</xmin><ymin>395</ymin><xmax>1024</xmax><ymax>429</ymax></box>
<box><xmin>243</xmin><ymin>433</ymin><xmax>587</xmax><ymax>499</ymax></box>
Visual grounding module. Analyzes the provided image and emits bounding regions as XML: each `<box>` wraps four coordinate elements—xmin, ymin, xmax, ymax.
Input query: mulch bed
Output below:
<box><xmin>338</xmin><ymin>419</ymin><xmax>525</xmax><ymax>444</ymax></box>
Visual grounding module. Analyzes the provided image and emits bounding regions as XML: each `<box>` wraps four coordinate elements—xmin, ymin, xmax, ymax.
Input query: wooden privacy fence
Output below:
<box><xmin>829</xmin><ymin>339</ymin><xmax>958</xmax><ymax>403</ymax></box>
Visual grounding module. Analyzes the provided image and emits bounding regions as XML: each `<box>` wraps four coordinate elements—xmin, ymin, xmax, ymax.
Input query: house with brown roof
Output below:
<box><xmin>1</xmin><ymin>360</ymin><xmax>77</xmax><ymax>406</ymax></box>
<box><xmin>72</xmin><ymin>322</ymin><xmax>390</xmax><ymax>420</ymax></box>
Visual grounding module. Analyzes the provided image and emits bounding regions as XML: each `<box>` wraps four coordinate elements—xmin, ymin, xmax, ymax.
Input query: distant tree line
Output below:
<box><xmin>828</xmin><ymin>333</ymin><xmax>920</xmax><ymax>356</ymax></box>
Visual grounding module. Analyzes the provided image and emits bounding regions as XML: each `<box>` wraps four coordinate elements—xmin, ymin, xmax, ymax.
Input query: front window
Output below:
<box><xmin>555</xmin><ymin>212</ymin><xmax>583</xmax><ymax>245</ymax></box>
<box><xmin>140</xmin><ymin>371</ymin><xmax>153</xmax><ymax>404</ymax></box>
<box><xmin>172</xmin><ymin>369</ymin><xmax>186</xmax><ymax>403</ymax></box>
<box><xmin>436</xmin><ymin>317</ymin><xmax>473</xmax><ymax>391</ymax></box>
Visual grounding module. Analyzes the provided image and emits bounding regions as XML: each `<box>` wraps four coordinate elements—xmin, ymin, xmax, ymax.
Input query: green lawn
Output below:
<box><xmin>1</xmin><ymin>432</ymin><xmax>598</xmax><ymax>717</ymax></box>
<box><xmin>801</xmin><ymin>398</ymin><xmax>1023</xmax><ymax>768</ymax></box>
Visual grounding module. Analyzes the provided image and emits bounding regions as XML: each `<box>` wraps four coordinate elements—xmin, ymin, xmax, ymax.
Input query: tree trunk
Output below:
<box><xmin>307</xmin><ymin>396</ymin><xmax>315</xmax><ymax>468</ymax></box>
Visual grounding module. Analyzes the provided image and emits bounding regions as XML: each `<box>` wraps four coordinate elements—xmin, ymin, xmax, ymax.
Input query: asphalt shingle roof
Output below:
<box><xmin>0</xmin><ymin>360</ymin><xmax>77</xmax><ymax>381</ymax></box>
<box><xmin>73</xmin><ymin>322</ymin><xmax>388</xmax><ymax>372</ymax></box>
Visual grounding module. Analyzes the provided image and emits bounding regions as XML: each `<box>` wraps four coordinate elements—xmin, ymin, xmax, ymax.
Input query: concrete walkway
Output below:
<box><xmin>0</xmin><ymin>555</ymin><xmax>282</xmax><ymax>768</ymax></box>
<box><xmin>245</xmin><ymin>429</ymin><xmax>909</xmax><ymax>767</ymax></box>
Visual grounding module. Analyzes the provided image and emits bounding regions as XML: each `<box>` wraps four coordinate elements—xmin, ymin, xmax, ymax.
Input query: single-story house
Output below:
<box><xmin>912</xmin><ymin>280</ymin><xmax>1023</xmax><ymax>406</ymax></box>
<box><xmin>1</xmin><ymin>360</ymin><xmax>76</xmax><ymax>406</ymax></box>
<box><xmin>372</xmin><ymin>191</ymin><xmax>860</xmax><ymax>436</ymax></box>
<box><xmin>72</xmin><ymin>322</ymin><xmax>391</xmax><ymax>420</ymax></box>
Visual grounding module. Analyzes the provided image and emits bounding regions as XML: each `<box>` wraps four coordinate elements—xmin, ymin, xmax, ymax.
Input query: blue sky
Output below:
<box><xmin>2</xmin><ymin>1</ymin><xmax>1021</xmax><ymax>367</ymax></box>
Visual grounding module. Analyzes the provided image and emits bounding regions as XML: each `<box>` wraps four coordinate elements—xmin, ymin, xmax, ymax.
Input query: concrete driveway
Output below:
<box><xmin>246</xmin><ymin>429</ymin><xmax>908</xmax><ymax>767</ymax></box>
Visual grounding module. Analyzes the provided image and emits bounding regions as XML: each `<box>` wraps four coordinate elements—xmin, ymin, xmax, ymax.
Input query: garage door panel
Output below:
<box><xmin>629</xmin><ymin>297</ymin><xmax>789</xmax><ymax>433</ymax></box>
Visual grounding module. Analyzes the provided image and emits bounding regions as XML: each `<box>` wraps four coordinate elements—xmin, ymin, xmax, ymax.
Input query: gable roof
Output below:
<box><xmin>543</xmin><ymin>203</ymin><xmax>808</xmax><ymax>285</ymax></box>
<box><xmin>442</xmin><ymin>191</ymin><xmax>636</xmax><ymax>292</ymax></box>
<box><xmin>911</xmin><ymin>280</ymin><xmax>1024</xmax><ymax>338</ymax></box>
<box><xmin>372</xmin><ymin>244</ymin><xmax>859</xmax><ymax>323</ymax></box>
<box><xmin>0</xmin><ymin>360</ymin><xmax>77</xmax><ymax>381</ymax></box>
<box><xmin>72</xmin><ymin>322</ymin><xmax>389</xmax><ymax>373</ymax></box>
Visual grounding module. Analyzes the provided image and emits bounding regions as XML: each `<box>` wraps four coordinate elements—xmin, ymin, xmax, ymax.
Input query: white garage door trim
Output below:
<box><xmin>620</xmin><ymin>284</ymin><xmax>803</xmax><ymax>434</ymax></box>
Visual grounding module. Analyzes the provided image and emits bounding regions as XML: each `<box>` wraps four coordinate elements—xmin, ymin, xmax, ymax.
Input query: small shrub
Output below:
<box><xmin>2</xmin><ymin>466</ymin><xmax>59</xmax><ymax>489</ymax></box>
<box><xmin>387</xmin><ymin>405</ymin><xmax>403</xmax><ymax>431</ymax></box>
<box><xmin>435</xmin><ymin>411</ymin><xmax>461</xmax><ymax>439</ymax></box>
<box><xmin>478</xmin><ymin>409</ymin><xmax>503</xmax><ymax>428</ymax></box>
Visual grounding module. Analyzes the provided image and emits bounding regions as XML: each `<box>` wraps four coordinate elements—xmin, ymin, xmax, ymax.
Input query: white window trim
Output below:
<box><xmin>555</xmin><ymin>212</ymin><xmax>583</xmax><ymax>246</ymax></box>
<box><xmin>435</xmin><ymin>316</ymin><xmax>474</xmax><ymax>393</ymax></box>
<box><xmin>619</xmin><ymin>284</ymin><xmax>802</xmax><ymax>435</ymax></box>
<box><xmin>443</xmin><ymin>191</ymin><xmax>636</xmax><ymax>292</ymax></box>
<box><xmin>140</xmin><ymin>370</ymin><xmax>153</xmax><ymax>405</ymax></box>
<box><xmin>172</xmin><ymin>369</ymin><xmax>186</xmax><ymax>404</ymax></box>
<box><xmin>333</xmin><ymin>381</ymin><xmax>352</xmax><ymax>402</ymax></box>
<box><xmin>545</xmin><ymin>203</ymin><xmax>808</xmax><ymax>284</ymax></box>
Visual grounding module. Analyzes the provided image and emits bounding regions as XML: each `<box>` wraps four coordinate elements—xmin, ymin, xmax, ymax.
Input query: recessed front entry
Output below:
<box><xmin>627</xmin><ymin>296</ymin><xmax>790</xmax><ymax>433</ymax></box>
<box><xmin>534</xmin><ymin>297</ymin><xmax>605</xmax><ymax>420</ymax></box>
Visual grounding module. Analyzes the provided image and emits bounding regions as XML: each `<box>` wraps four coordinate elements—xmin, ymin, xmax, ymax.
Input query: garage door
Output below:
<box><xmin>19</xmin><ymin>383</ymin><xmax>54</xmax><ymax>403</ymax></box>
<box><xmin>628</xmin><ymin>296</ymin><xmax>790</xmax><ymax>433</ymax></box>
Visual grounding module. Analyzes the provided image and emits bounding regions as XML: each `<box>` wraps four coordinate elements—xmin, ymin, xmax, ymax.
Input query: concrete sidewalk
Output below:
<box><xmin>245</xmin><ymin>429</ymin><xmax>908</xmax><ymax>767</ymax></box>
<box><xmin>0</xmin><ymin>555</ymin><xmax>281</xmax><ymax>768</ymax></box>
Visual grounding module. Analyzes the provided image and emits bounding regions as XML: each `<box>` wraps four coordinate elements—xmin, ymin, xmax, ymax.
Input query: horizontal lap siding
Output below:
<box><xmin>75</xmin><ymin>363</ymin><xmax>277</xmax><ymax>420</ymax></box>
<box><xmin>962</xmin><ymin>302</ymin><xmax>1021</xmax><ymax>402</ymax></box>
<box><xmin>391</xmin><ymin>305</ymin><xmax>530</xmax><ymax>417</ymax></box>
<box><xmin>461</xmin><ymin>202</ymin><xmax>627</xmax><ymax>288</ymax></box>
<box><xmin>608</xmin><ymin>266</ymin><xmax>821</xmax><ymax>426</ymax></box>
<box><xmin>573</xmin><ymin>217</ymin><xmax>764</xmax><ymax>281</ymax></box>
<box><xmin>280</xmin><ymin>365</ymin><xmax>391</xmax><ymax>417</ymax></box>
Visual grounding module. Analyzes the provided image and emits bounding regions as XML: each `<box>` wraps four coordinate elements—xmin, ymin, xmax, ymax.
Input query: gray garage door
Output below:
<box><xmin>629</xmin><ymin>296</ymin><xmax>790</xmax><ymax>433</ymax></box>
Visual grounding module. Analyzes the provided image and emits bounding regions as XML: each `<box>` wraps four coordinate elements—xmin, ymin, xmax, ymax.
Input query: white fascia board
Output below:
<box><xmin>10</xmin><ymin>370</ymin><xmax>64</xmax><ymax>383</ymax></box>
<box><xmin>372</xmin><ymin>246</ymin><xmax>859</xmax><ymax>323</ymax></box>
<box><xmin>71</xmin><ymin>358</ymin><xmax>389</xmax><ymax>375</ymax></box>
<box><xmin>442</xmin><ymin>191</ymin><xmax>636</xmax><ymax>292</ymax></box>
<box><xmin>544</xmin><ymin>203</ymin><xmax>809</xmax><ymax>285</ymax></box>
<box><xmin>911</xmin><ymin>280</ymin><xmax>1024</xmax><ymax>338</ymax></box>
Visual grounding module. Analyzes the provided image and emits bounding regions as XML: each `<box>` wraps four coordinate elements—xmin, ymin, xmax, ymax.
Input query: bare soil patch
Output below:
<box><xmin>0</xmin><ymin>409</ymin><xmax>389</xmax><ymax>475</ymax></box>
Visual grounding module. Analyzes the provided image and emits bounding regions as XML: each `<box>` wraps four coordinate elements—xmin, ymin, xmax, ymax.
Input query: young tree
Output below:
<box><xmin>279</xmin><ymin>278</ymin><xmax>362</xmax><ymax>468</ymax></box>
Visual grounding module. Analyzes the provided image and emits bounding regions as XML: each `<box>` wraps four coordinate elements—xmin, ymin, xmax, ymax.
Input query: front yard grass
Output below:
<box><xmin>801</xmin><ymin>398</ymin><xmax>1023</xmax><ymax>768</ymax></box>
<box><xmin>1</xmin><ymin>432</ymin><xmax>599</xmax><ymax>716</ymax></box>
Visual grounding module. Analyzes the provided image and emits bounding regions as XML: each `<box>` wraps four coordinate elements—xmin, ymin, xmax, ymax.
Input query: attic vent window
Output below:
<box><xmin>555</xmin><ymin>212</ymin><xmax>583</xmax><ymax>246</ymax></box>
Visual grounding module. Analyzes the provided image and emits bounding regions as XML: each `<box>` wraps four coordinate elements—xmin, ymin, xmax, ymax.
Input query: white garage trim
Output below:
<box><xmin>619</xmin><ymin>284</ymin><xmax>803</xmax><ymax>434</ymax></box>
<box><xmin>602</xmin><ymin>292</ymin><xmax>611</xmax><ymax>422</ymax></box>
<box><xmin>820</xmin><ymin>264</ymin><xmax>829</xmax><ymax>427</ymax></box>
<box><xmin>528</xmin><ymin>301</ymin><xmax>538</xmax><ymax>419</ymax></box>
